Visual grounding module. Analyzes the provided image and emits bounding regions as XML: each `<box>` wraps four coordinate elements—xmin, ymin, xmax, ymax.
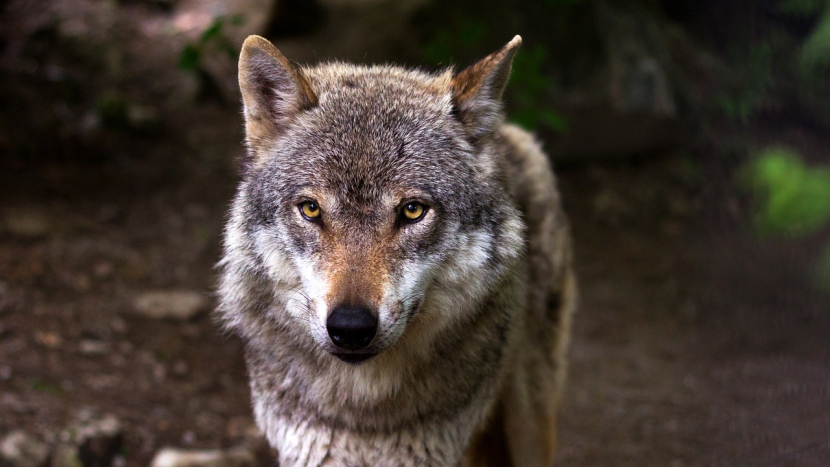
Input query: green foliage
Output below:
<box><xmin>742</xmin><ymin>147</ymin><xmax>830</xmax><ymax>236</ymax></box>
<box><xmin>178</xmin><ymin>15</ymin><xmax>244</xmax><ymax>72</ymax></box>
<box><xmin>29</xmin><ymin>378</ymin><xmax>65</xmax><ymax>395</ymax></box>
<box><xmin>779</xmin><ymin>0</ymin><xmax>830</xmax><ymax>71</ymax></box>
<box><xmin>816</xmin><ymin>243</ymin><xmax>830</xmax><ymax>290</ymax></box>
<box><xmin>422</xmin><ymin>18</ymin><xmax>487</xmax><ymax>65</ymax></box>
<box><xmin>799</xmin><ymin>8</ymin><xmax>830</xmax><ymax>70</ymax></box>
<box><xmin>744</xmin><ymin>147</ymin><xmax>830</xmax><ymax>291</ymax></box>
<box><xmin>179</xmin><ymin>45</ymin><xmax>201</xmax><ymax>71</ymax></box>
<box><xmin>779</xmin><ymin>0</ymin><xmax>826</xmax><ymax>16</ymax></box>
<box><xmin>714</xmin><ymin>43</ymin><xmax>775</xmax><ymax>125</ymax></box>
<box><xmin>421</xmin><ymin>19</ymin><xmax>567</xmax><ymax>133</ymax></box>
<box><xmin>509</xmin><ymin>45</ymin><xmax>568</xmax><ymax>132</ymax></box>
<box><xmin>96</xmin><ymin>92</ymin><xmax>130</xmax><ymax>130</ymax></box>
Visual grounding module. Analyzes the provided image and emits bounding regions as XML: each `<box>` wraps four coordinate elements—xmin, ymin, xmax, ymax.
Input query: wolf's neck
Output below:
<box><xmin>255</xmin><ymin>391</ymin><xmax>491</xmax><ymax>467</ymax></box>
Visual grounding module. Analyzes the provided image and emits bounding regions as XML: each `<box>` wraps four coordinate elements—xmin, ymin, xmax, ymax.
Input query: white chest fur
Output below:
<box><xmin>253</xmin><ymin>389</ymin><xmax>494</xmax><ymax>467</ymax></box>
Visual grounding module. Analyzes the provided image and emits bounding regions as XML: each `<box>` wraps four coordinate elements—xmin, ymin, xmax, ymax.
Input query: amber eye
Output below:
<box><xmin>299</xmin><ymin>201</ymin><xmax>321</xmax><ymax>221</ymax></box>
<box><xmin>401</xmin><ymin>202</ymin><xmax>427</xmax><ymax>223</ymax></box>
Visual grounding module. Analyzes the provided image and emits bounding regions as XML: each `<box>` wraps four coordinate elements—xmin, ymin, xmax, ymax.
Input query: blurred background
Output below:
<box><xmin>1</xmin><ymin>0</ymin><xmax>829</xmax><ymax>466</ymax></box>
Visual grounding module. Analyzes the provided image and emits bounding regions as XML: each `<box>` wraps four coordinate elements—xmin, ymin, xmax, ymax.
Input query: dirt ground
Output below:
<box><xmin>2</xmin><ymin>1</ymin><xmax>830</xmax><ymax>466</ymax></box>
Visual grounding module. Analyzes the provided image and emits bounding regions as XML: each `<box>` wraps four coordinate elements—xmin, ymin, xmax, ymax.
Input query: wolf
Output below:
<box><xmin>217</xmin><ymin>34</ymin><xmax>577</xmax><ymax>467</ymax></box>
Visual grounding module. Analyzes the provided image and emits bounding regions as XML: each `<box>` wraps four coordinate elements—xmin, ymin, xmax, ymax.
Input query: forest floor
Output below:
<box><xmin>1</xmin><ymin>1</ymin><xmax>830</xmax><ymax>466</ymax></box>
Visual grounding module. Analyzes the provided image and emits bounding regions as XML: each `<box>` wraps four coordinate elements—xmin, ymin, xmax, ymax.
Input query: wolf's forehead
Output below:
<box><xmin>306</xmin><ymin>66</ymin><xmax>453</xmax><ymax>119</ymax></box>
<box><xmin>289</xmin><ymin>78</ymin><xmax>459</xmax><ymax>169</ymax></box>
<box><xmin>269</xmin><ymin>66</ymin><xmax>472</xmax><ymax>200</ymax></box>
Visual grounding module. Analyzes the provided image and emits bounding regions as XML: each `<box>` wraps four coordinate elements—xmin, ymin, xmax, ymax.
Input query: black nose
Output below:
<box><xmin>326</xmin><ymin>305</ymin><xmax>377</xmax><ymax>350</ymax></box>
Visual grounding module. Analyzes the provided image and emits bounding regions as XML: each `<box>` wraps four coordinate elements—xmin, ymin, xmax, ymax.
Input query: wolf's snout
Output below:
<box><xmin>327</xmin><ymin>305</ymin><xmax>377</xmax><ymax>350</ymax></box>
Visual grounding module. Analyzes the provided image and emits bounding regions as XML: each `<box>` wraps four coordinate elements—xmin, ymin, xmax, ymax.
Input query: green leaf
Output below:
<box><xmin>179</xmin><ymin>44</ymin><xmax>201</xmax><ymax>70</ymax></box>
<box><xmin>200</xmin><ymin>18</ymin><xmax>225</xmax><ymax>43</ymax></box>
<box><xmin>29</xmin><ymin>378</ymin><xmax>65</xmax><ymax>395</ymax></box>
<box><xmin>422</xmin><ymin>41</ymin><xmax>453</xmax><ymax>64</ymax></box>
<box><xmin>814</xmin><ymin>242</ymin><xmax>830</xmax><ymax>291</ymax></box>
<box><xmin>510</xmin><ymin>109</ymin><xmax>540</xmax><ymax>130</ymax></box>
<box><xmin>799</xmin><ymin>7</ymin><xmax>830</xmax><ymax>71</ymax></box>
<box><xmin>743</xmin><ymin>147</ymin><xmax>830</xmax><ymax>236</ymax></box>
<box><xmin>511</xmin><ymin>46</ymin><xmax>550</xmax><ymax>95</ymax></box>
<box><xmin>539</xmin><ymin>109</ymin><xmax>569</xmax><ymax>133</ymax></box>
<box><xmin>456</xmin><ymin>18</ymin><xmax>487</xmax><ymax>47</ymax></box>
<box><xmin>779</xmin><ymin>0</ymin><xmax>827</xmax><ymax>16</ymax></box>
<box><xmin>223</xmin><ymin>42</ymin><xmax>238</xmax><ymax>60</ymax></box>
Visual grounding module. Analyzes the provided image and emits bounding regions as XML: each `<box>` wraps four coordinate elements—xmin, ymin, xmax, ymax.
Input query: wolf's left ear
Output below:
<box><xmin>451</xmin><ymin>35</ymin><xmax>522</xmax><ymax>142</ymax></box>
<box><xmin>238</xmin><ymin>35</ymin><xmax>317</xmax><ymax>160</ymax></box>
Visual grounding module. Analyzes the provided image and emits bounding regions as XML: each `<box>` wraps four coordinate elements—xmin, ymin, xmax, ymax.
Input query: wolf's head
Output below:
<box><xmin>220</xmin><ymin>36</ymin><xmax>525</xmax><ymax>366</ymax></box>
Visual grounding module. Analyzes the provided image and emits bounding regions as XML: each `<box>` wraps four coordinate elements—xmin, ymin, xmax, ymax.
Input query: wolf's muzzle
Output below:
<box><xmin>326</xmin><ymin>305</ymin><xmax>377</xmax><ymax>350</ymax></box>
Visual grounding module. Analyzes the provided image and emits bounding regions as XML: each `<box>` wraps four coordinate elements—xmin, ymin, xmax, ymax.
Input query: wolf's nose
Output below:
<box><xmin>327</xmin><ymin>305</ymin><xmax>377</xmax><ymax>350</ymax></box>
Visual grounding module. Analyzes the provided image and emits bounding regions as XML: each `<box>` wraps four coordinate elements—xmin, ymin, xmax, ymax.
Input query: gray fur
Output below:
<box><xmin>218</xmin><ymin>35</ymin><xmax>576</xmax><ymax>467</ymax></box>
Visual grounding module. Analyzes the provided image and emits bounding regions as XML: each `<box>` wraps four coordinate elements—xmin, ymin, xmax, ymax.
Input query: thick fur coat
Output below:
<box><xmin>217</xmin><ymin>35</ymin><xmax>576</xmax><ymax>467</ymax></box>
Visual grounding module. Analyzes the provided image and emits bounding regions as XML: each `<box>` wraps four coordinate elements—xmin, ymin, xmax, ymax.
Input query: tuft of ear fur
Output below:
<box><xmin>451</xmin><ymin>35</ymin><xmax>522</xmax><ymax>143</ymax></box>
<box><xmin>238</xmin><ymin>35</ymin><xmax>317</xmax><ymax>163</ymax></box>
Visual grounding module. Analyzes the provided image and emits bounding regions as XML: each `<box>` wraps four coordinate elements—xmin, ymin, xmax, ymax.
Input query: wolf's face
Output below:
<box><xmin>227</xmin><ymin>36</ymin><xmax>524</xmax><ymax>365</ymax></box>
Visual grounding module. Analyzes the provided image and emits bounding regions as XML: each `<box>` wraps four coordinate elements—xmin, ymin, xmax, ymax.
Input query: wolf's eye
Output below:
<box><xmin>299</xmin><ymin>201</ymin><xmax>321</xmax><ymax>221</ymax></box>
<box><xmin>401</xmin><ymin>202</ymin><xmax>427</xmax><ymax>223</ymax></box>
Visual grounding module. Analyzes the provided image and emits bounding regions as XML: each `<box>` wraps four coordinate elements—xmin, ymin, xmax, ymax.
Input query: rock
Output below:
<box><xmin>52</xmin><ymin>413</ymin><xmax>123</xmax><ymax>467</ymax></box>
<box><xmin>0</xmin><ymin>393</ymin><xmax>33</xmax><ymax>415</ymax></box>
<box><xmin>93</xmin><ymin>262</ymin><xmax>114</xmax><ymax>279</ymax></box>
<box><xmin>225</xmin><ymin>417</ymin><xmax>261</xmax><ymax>442</ymax></box>
<box><xmin>48</xmin><ymin>443</ymin><xmax>83</xmax><ymax>467</ymax></box>
<box><xmin>126</xmin><ymin>104</ymin><xmax>160</xmax><ymax>132</ymax></box>
<box><xmin>172</xmin><ymin>361</ymin><xmax>189</xmax><ymax>377</ymax></box>
<box><xmin>180</xmin><ymin>431</ymin><xmax>196</xmax><ymax>446</ymax></box>
<box><xmin>148</xmin><ymin>447</ymin><xmax>256</xmax><ymax>467</ymax></box>
<box><xmin>110</xmin><ymin>317</ymin><xmax>127</xmax><ymax>334</ymax></box>
<box><xmin>0</xmin><ymin>431</ymin><xmax>50</xmax><ymax>467</ymax></box>
<box><xmin>0</xmin><ymin>281</ymin><xmax>10</xmax><ymax>314</ymax></box>
<box><xmin>131</xmin><ymin>291</ymin><xmax>207</xmax><ymax>320</ymax></box>
<box><xmin>2</xmin><ymin>207</ymin><xmax>52</xmax><ymax>239</ymax></box>
<box><xmin>34</xmin><ymin>331</ymin><xmax>63</xmax><ymax>349</ymax></box>
<box><xmin>595</xmin><ymin>2</ymin><xmax>677</xmax><ymax>118</ymax></box>
<box><xmin>78</xmin><ymin>339</ymin><xmax>109</xmax><ymax>356</ymax></box>
<box><xmin>535</xmin><ymin>1</ymin><xmax>700</xmax><ymax>162</ymax></box>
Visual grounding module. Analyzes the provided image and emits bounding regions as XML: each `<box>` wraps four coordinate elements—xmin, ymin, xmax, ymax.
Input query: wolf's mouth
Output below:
<box><xmin>332</xmin><ymin>353</ymin><xmax>377</xmax><ymax>365</ymax></box>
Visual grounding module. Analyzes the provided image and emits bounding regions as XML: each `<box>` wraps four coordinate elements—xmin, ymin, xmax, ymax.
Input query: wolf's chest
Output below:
<box><xmin>263</xmin><ymin>413</ymin><xmax>481</xmax><ymax>467</ymax></box>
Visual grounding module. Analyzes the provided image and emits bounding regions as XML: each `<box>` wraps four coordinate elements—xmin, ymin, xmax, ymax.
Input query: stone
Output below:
<box><xmin>52</xmin><ymin>413</ymin><xmax>123</xmax><ymax>467</ymax></box>
<box><xmin>225</xmin><ymin>417</ymin><xmax>261</xmax><ymax>442</ymax></box>
<box><xmin>78</xmin><ymin>339</ymin><xmax>109</xmax><ymax>356</ymax></box>
<box><xmin>148</xmin><ymin>447</ymin><xmax>256</xmax><ymax>467</ymax></box>
<box><xmin>34</xmin><ymin>331</ymin><xmax>63</xmax><ymax>349</ymax></box>
<box><xmin>0</xmin><ymin>281</ymin><xmax>10</xmax><ymax>313</ymax></box>
<box><xmin>0</xmin><ymin>431</ymin><xmax>50</xmax><ymax>467</ymax></box>
<box><xmin>126</xmin><ymin>104</ymin><xmax>160</xmax><ymax>131</ymax></box>
<box><xmin>2</xmin><ymin>207</ymin><xmax>52</xmax><ymax>239</ymax></box>
<box><xmin>48</xmin><ymin>443</ymin><xmax>83</xmax><ymax>467</ymax></box>
<box><xmin>596</xmin><ymin>2</ymin><xmax>677</xmax><ymax>118</ymax></box>
<box><xmin>131</xmin><ymin>291</ymin><xmax>207</xmax><ymax>320</ymax></box>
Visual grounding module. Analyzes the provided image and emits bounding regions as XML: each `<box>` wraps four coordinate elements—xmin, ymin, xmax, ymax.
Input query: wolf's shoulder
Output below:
<box><xmin>497</xmin><ymin>123</ymin><xmax>560</xmax><ymax>212</ymax></box>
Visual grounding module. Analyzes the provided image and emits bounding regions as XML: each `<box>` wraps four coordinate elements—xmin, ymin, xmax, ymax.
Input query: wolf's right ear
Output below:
<box><xmin>451</xmin><ymin>36</ymin><xmax>522</xmax><ymax>143</ymax></box>
<box><xmin>238</xmin><ymin>35</ymin><xmax>317</xmax><ymax>160</ymax></box>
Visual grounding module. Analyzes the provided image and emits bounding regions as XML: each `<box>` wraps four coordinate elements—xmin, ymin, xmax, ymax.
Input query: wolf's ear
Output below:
<box><xmin>451</xmin><ymin>35</ymin><xmax>522</xmax><ymax>142</ymax></box>
<box><xmin>238</xmin><ymin>35</ymin><xmax>317</xmax><ymax>159</ymax></box>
